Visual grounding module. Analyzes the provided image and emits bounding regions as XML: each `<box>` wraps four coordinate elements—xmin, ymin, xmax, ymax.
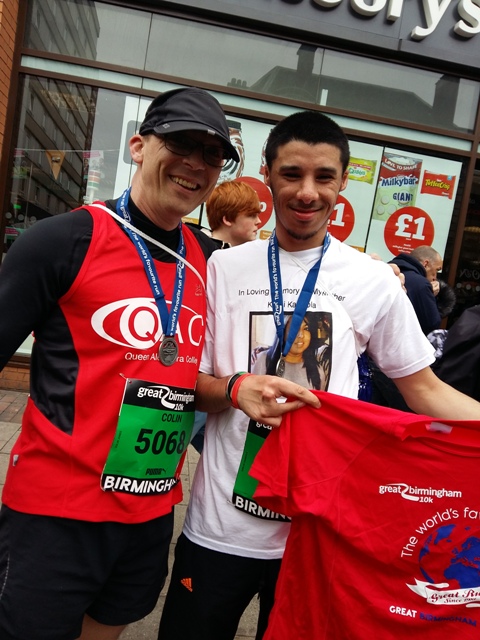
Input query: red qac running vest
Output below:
<box><xmin>2</xmin><ymin>205</ymin><xmax>207</xmax><ymax>523</ymax></box>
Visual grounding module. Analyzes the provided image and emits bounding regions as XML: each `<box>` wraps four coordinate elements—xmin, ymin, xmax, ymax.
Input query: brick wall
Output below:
<box><xmin>0</xmin><ymin>0</ymin><xmax>20</xmax><ymax>151</ymax></box>
<box><xmin>0</xmin><ymin>1</ymin><xmax>23</xmax><ymax>391</ymax></box>
<box><xmin>0</xmin><ymin>364</ymin><xmax>30</xmax><ymax>391</ymax></box>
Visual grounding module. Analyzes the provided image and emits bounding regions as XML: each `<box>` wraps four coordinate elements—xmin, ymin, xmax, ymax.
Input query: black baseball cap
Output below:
<box><xmin>139</xmin><ymin>87</ymin><xmax>240</xmax><ymax>163</ymax></box>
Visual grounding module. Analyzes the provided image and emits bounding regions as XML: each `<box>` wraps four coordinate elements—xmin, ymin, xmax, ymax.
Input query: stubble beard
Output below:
<box><xmin>270</xmin><ymin>185</ymin><xmax>328</xmax><ymax>246</ymax></box>
<box><xmin>285</xmin><ymin>227</ymin><xmax>320</xmax><ymax>242</ymax></box>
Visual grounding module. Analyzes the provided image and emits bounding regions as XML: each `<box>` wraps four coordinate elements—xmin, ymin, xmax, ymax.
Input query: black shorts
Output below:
<box><xmin>158</xmin><ymin>533</ymin><xmax>282</xmax><ymax>640</ymax></box>
<box><xmin>0</xmin><ymin>505</ymin><xmax>174</xmax><ymax>640</ymax></box>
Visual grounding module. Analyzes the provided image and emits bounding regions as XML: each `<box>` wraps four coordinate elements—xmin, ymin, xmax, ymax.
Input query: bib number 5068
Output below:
<box><xmin>134</xmin><ymin>428</ymin><xmax>186</xmax><ymax>455</ymax></box>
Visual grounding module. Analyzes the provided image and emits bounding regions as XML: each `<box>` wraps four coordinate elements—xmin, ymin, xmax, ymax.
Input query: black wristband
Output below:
<box><xmin>225</xmin><ymin>371</ymin><xmax>247</xmax><ymax>403</ymax></box>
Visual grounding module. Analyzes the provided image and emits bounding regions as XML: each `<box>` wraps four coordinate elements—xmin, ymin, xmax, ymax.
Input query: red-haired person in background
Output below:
<box><xmin>204</xmin><ymin>180</ymin><xmax>261</xmax><ymax>248</ymax></box>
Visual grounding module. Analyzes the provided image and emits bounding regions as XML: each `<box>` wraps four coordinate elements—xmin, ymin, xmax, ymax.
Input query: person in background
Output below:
<box><xmin>389</xmin><ymin>245</ymin><xmax>443</xmax><ymax>335</ymax></box>
<box><xmin>426</xmin><ymin>278</ymin><xmax>457</xmax><ymax>359</ymax></box>
<box><xmin>435</xmin><ymin>278</ymin><xmax>457</xmax><ymax>319</ymax></box>
<box><xmin>433</xmin><ymin>303</ymin><xmax>480</xmax><ymax>401</ymax></box>
<box><xmin>158</xmin><ymin>109</ymin><xmax>480</xmax><ymax>640</ymax></box>
<box><xmin>0</xmin><ymin>86</ymin><xmax>248</xmax><ymax>640</ymax></box>
<box><xmin>204</xmin><ymin>179</ymin><xmax>261</xmax><ymax>248</ymax></box>
<box><xmin>370</xmin><ymin>268</ymin><xmax>456</xmax><ymax>409</ymax></box>
<box><xmin>370</xmin><ymin>245</ymin><xmax>446</xmax><ymax>409</ymax></box>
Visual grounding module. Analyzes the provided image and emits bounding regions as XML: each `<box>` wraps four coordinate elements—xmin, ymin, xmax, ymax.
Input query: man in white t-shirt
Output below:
<box><xmin>158</xmin><ymin>111</ymin><xmax>480</xmax><ymax>640</ymax></box>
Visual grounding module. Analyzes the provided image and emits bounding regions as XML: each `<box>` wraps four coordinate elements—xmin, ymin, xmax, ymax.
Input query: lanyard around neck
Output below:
<box><xmin>116</xmin><ymin>187</ymin><xmax>186</xmax><ymax>340</ymax></box>
<box><xmin>268</xmin><ymin>230</ymin><xmax>330</xmax><ymax>364</ymax></box>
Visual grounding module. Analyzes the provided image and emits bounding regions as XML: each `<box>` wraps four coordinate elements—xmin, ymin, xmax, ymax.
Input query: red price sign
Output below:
<box><xmin>327</xmin><ymin>194</ymin><xmax>355</xmax><ymax>242</ymax></box>
<box><xmin>384</xmin><ymin>206</ymin><xmax>434</xmax><ymax>255</ymax></box>
<box><xmin>234</xmin><ymin>176</ymin><xmax>273</xmax><ymax>228</ymax></box>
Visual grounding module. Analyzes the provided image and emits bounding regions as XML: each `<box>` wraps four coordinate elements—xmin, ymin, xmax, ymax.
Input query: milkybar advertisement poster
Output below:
<box><xmin>365</xmin><ymin>148</ymin><xmax>461</xmax><ymax>261</ymax></box>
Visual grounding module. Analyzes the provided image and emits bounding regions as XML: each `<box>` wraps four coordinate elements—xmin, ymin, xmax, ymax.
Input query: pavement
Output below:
<box><xmin>0</xmin><ymin>389</ymin><xmax>259</xmax><ymax>639</ymax></box>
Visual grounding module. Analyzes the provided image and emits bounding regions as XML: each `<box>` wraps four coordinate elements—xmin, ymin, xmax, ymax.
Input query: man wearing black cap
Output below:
<box><xmin>0</xmin><ymin>87</ymin><xmax>262</xmax><ymax>640</ymax></box>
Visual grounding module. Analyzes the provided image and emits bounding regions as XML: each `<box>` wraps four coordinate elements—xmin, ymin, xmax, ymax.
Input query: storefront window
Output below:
<box><xmin>320</xmin><ymin>52</ymin><xmax>479</xmax><ymax>134</ymax></box>
<box><xmin>24</xmin><ymin>0</ymin><xmax>480</xmax><ymax>135</ymax></box>
<box><xmin>4</xmin><ymin>75</ymin><xmax>136</xmax><ymax>254</ymax></box>
<box><xmin>146</xmin><ymin>14</ymin><xmax>480</xmax><ymax>134</ymax></box>
<box><xmin>453</xmin><ymin>165</ymin><xmax>480</xmax><ymax>320</ymax></box>
<box><xmin>24</xmin><ymin>0</ymin><xmax>151</xmax><ymax>70</ymax></box>
<box><xmin>146</xmin><ymin>16</ymin><xmax>324</xmax><ymax>104</ymax></box>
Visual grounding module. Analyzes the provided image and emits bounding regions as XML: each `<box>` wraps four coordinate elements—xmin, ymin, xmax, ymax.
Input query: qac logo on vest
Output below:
<box><xmin>91</xmin><ymin>297</ymin><xmax>203</xmax><ymax>350</ymax></box>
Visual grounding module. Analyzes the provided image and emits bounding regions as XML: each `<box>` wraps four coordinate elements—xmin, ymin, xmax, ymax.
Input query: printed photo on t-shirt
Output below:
<box><xmin>249</xmin><ymin>310</ymin><xmax>332</xmax><ymax>391</ymax></box>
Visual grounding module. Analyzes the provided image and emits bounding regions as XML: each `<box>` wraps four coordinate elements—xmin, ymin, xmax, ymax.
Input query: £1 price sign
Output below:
<box><xmin>384</xmin><ymin>206</ymin><xmax>435</xmax><ymax>255</ymax></box>
<box><xmin>327</xmin><ymin>195</ymin><xmax>355</xmax><ymax>242</ymax></box>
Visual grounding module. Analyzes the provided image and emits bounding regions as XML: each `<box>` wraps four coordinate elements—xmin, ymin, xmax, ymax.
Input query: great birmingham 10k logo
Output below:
<box><xmin>379</xmin><ymin>483</ymin><xmax>462</xmax><ymax>503</ymax></box>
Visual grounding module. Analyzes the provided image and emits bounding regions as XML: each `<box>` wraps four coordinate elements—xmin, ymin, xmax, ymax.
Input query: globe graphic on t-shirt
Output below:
<box><xmin>418</xmin><ymin>524</ymin><xmax>480</xmax><ymax>589</ymax></box>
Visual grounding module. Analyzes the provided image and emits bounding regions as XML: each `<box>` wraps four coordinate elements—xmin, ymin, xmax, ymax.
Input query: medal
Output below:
<box><xmin>268</xmin><ymin>231</ymin><xmax>330</xmax><ymax>378</ymax></box>
<box><xmin>276</xmin><ymin>357</ymin><xmax>285</xmax><ymax>377</ymax></box>
<box><xmin>159</xmin><ymin>337</ymin><xmax>179</xmax><ymax>366</ymax></box>
<box><xmin>117</xmin><ymin>188</ymin><xmax>186</xmax><ymax>368</ymax></box>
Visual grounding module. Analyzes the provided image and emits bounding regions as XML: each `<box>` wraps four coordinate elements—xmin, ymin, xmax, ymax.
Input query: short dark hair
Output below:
<box><xmin>265</xmin><ymin>111</ymin><xmax>350</xmax><ymax>172</ymax></box>
<box><xmin>436</xmin><ymin>280</ymin><xmax>456</xmax><ymax>318</ymax></box>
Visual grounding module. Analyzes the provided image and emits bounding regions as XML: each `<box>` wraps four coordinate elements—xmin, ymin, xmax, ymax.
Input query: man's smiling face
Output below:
<box><xmin>130</xmin><ymin>130</ymin><xmax>223</xmax><ymax>230</ymax></box>
<box><xmin>264</xmin><ymin>140</ymin><xmax>348</xmax><ymax>251</ymax></box>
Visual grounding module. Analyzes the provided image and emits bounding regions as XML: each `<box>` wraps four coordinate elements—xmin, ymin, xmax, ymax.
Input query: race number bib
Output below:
<box><xmin>101</xmin><ymin>379</ymin><xmax>195</xmax><ymax>495</ymax></box>
<box><xmin>233</xmin><ymin>418</ymin><xmax>290</xmax><ymax>522</ymax></box>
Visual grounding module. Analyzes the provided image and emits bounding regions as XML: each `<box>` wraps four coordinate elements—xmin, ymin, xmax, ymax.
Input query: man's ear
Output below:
<box><xmin>129</xmin><ymin>135</ymin><xmax>145</xmax><ymax>164</ymax></box>
<box><xmin>222</xmin><ymin>215</ymin><xmax>233</xmax><ymax>228</ymax></box>
<box><xmin>264</xmin><ymin>165</ymin><xmax>271</xmax><ymax>188</ymax></box>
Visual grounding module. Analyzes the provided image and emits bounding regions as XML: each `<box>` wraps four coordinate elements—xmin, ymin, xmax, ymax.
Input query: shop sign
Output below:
<box><xmin>299</xmin><ymin>0</ymin><xmax>480</xmax><ymax>40</ymax></box>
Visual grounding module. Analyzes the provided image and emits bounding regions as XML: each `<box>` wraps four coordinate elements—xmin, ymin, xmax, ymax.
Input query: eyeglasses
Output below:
<box><xmin>160</xmin><ymin>133</ymin><xmax>230</xmax><ymax>168</ymax></box>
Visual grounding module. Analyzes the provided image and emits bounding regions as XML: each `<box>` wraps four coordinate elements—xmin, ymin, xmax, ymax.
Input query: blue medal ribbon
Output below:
<box><xmin>267</xmin><ymin>230</ymin><xmax>330</xmax><ymax>360</ymax></box>
<box><xmin>116</xmin><ymin>187</ymin><xmax>185</xmax><ymax>341</ymax></box>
